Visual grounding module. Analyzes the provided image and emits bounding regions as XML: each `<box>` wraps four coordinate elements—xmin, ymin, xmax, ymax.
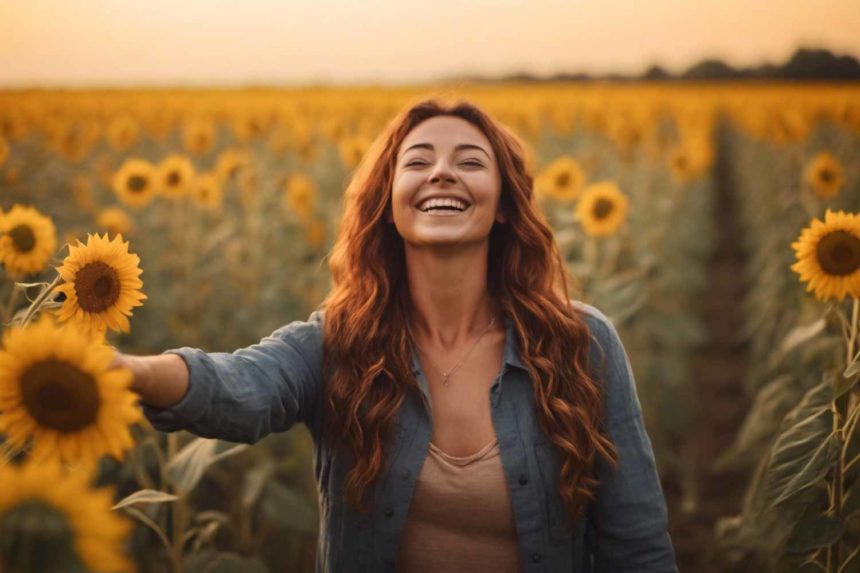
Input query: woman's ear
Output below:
<box><xmin>495</xmin><ymin>208</ymin><xmax>507</xmax><ymax>224</ymax></box>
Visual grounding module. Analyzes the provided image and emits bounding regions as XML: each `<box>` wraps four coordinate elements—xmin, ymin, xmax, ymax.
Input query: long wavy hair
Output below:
<box><xmin>318</xmin><ymin>98</ymin><xmax>619</xmax><ymax>524</ymax></box>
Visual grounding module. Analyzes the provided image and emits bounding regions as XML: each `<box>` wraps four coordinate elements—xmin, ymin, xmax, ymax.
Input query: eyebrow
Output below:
<box><xmin>401</xmin><ymin>143</ymin><xmax>491</xmax><ymax>160</ymax></box>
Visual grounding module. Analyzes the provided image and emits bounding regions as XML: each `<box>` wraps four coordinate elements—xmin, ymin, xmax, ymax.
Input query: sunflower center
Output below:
<box><xmin>555</xmin><ymin>172</ymin><xmax>571</xmax><ymax>188</ymax></box>
<box><xmin>0</xmin><ymin>500</ymin><xmax>84</xmax><ymax>573</ymax></box>
<box><xmin>593</xmin><ymin>198</ymin><xmax>614</xmax><ymax>220</ymax></box>
<box><xmin>167</xmin><ymin>170</ymin><xmax>182</xmax><ymax>186</ymax></box>
<box><xmin>817</xmin><ymin>230</ymin><xmax>860</xmax><ymax>276</ymax></box>
<box><xmin>8</xmin><ymin>225</ymin><xmax>36</xmax><ymax>253</ymax></box>
<box><xmin>21</xmin><ymin>359</ymin><xmax>101</xmax><ymax>433</ymax></box>
<box><xmin>74</xmin><ymin>261</ymin><xmax>121</xmax><ymax>313</ymax></box>
<box><xmin>128</xmin><ymin>174</ymin><xmax>148</xmax><ymax>193</ymax></box>
<box><xmin>819</xmin><ymin>168</ymin><xmax>834</xmax><ymax>184</ymax></box>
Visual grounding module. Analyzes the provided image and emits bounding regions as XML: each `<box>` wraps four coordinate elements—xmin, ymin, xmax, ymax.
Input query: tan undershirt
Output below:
<box><xmin>395</xmin><ymin>437</ymin><xmax>522</xmax><ymax>572</ymax></box>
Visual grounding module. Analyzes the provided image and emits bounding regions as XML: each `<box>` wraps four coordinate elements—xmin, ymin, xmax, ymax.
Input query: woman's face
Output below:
<box><xmin>388</xmin><ymin>115</ymin><xmax>506</xmax><ymax>249</ymax></box>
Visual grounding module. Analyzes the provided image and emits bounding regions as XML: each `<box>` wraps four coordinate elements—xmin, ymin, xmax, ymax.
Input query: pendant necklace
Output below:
<box><xmin>408</xmin><ymin>316</ymin><xmax>496</xmax><ymax>386</ymax></box>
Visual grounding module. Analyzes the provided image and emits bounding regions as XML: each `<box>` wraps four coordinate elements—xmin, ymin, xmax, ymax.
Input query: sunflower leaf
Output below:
<box><xmin>112</xmin><ymin>488</ymin><xmax>179</xmax><ymax>510</ymax></box>
<box><xmin>119</xmin><ymin>506</ymin><xmax>173</xmax><ymax>559</ymax></box>
<box><xmin>165</xmin><ymin>438</ymin><xmax>248</xmax><ymax>495</ymax></box>
<box><xmin>774</xmin><ymin>318</ymin><xmax>827</xmax><ymax>365</ymax></box>
<box><xmin>165</xmin><ymin>438</ymin><xmax>218</xmax><ymax>495</ymax></box>
<box><xmin>844</xmin><ymin>358</ymin><xmax>860</xmax><ymax>380</ymax></box>
<box><xmin>765</xmin><ymin>377</ymin><xmax>839</xmax><ymax>509</ymax></box>
<box><xmin>785</xmin><ymin>512</ymin><xmax>843</xmax><ymax>554</ymax></box>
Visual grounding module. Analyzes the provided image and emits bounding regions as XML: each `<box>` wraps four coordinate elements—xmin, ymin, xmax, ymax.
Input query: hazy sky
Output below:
<box><xmin>1</xmin><ymin>0</ymin><xmax>858</xmax><ymax>86</ymax></box>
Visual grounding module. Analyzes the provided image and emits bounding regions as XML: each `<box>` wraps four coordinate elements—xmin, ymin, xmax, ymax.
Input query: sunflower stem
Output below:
<box><xmin>18</xmin><ymin>274</ymin><xmax>63</xmax><ymax>326</ymax></box>
<box><xmin>166</xmin><ymin>433</ymin><xmax>186</xmax><ymax>572</ymax></box>
<box><xmin>829</xmin><ymin>297</ymin><xmax>858</xmax><ymax>572</ymax></box>
<box><xmin>1</xmin><ymin>283</ymin><xmax>21</xmax><ymax>325</ymax></box>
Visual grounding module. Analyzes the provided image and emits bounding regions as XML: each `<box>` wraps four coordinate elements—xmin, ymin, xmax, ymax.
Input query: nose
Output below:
<box><xmin>428</xmin><ymin>159</ymin><xmax>457</xmax><ymax>185</ymax></box>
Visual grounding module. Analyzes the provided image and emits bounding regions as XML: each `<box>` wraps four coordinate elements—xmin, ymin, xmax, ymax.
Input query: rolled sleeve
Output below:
<box><xmin>579</xmin><ymin>304</ymin><xmax>678</xmax><ymax>572</ymax></box>
<box><xmin>141</xmin><ymin>310</ymin><xmax>325</xmax><ymax>444</ymax></box>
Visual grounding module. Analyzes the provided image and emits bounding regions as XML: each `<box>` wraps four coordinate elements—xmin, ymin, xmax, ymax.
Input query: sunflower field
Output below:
<box><xmin>0</xmin><ymin>83</ymin><xmax>858</xmax><ymax>572</ymax></box>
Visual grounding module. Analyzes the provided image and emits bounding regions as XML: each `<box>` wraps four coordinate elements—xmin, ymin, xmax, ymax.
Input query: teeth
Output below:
<box><xmin>418</xmin><ymin>197</ymin><xmax>468</xmax><ymax>212</ymax></box>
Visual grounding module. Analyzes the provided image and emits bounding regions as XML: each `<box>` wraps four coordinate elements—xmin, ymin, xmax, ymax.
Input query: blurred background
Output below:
<box><xmin>0</xmin><ymin>1</ymin><xmax>859</xmax><ymax>572</ymax></box>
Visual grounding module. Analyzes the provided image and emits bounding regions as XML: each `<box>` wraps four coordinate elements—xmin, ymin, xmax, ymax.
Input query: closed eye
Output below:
<box><xmin>461</xmin><ymin>160</ymin><xmax>484</xmax><ymax>167</ymax></box>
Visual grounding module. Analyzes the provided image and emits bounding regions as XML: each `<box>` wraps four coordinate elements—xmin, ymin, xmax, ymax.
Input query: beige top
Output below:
<box><xmin>395</xmin><ymin>437</ymin><xmax>522</xmax><ymax>572</ymax></box>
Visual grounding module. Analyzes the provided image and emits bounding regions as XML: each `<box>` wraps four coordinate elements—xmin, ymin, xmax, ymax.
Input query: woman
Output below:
<box><xmin>117</xmin><ymin>99</ymin><xmax>678</xmax><ymax>572</ymax></box>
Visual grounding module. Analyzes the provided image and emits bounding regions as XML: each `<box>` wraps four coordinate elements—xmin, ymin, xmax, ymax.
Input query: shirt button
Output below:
<box><xmin>519</xmin><ymin>474</ymin><xmax>528</xmax><ymax>485</ymax></box>
<box><xmin>531</xmin><ymin>552</ymin><xmax>542</xmax><ymax>563</ymax></box>
<box><xmin>400</xmin><ymin>469</ymin><xmax>410</xmax><ymax>480</ymax></box>
<box><xmin>384</xmin><ymin>508</ymin><xmax>394</xmax><ymax>518</ymax></box>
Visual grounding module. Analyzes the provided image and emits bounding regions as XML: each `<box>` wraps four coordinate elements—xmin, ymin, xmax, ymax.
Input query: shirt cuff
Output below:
<box><xmin>140</xmin><ymin>348</ymin><xmax>209</xmax><ymax>433</ymax></box>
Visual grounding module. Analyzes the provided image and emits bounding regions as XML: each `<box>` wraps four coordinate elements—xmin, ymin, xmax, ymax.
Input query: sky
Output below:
<box><xmin>1</xmin><ymin>0</ymin><xmax>858</xmax><ymax>87</ymax></box>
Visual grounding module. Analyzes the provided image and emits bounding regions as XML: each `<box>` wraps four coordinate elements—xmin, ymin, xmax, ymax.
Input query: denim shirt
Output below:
<box><xmin>142</xmin><ymin>300</ymin><xmax>678</xmax><ymax>572</ymax></box>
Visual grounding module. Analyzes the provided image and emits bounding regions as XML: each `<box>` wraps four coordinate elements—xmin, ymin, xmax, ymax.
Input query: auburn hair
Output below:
<box><xmin>318</xmin><ymin>98</ymin><xmax>619</xmax><ymax>524</ymax></box>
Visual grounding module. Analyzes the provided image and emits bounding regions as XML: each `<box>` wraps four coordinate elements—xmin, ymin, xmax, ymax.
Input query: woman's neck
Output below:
<box><xmin>404</xmin><ymin>243</ymin><xmax>500</xmax><ymax>352</ymax></box>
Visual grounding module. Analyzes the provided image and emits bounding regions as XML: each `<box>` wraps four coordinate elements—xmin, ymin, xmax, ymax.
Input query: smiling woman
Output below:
<box><xmin>122</xmin><ymin>98</ymin><xmax>678</xmax><ymax>572</ymax></box>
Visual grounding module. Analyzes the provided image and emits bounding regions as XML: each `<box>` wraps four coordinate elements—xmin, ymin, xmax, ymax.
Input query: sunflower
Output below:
<box><xmin>190</xmin><ymin>172</ymin><xmax>223</xmax><ymax>211</ymax></box>
<box><xmin>0</xmin><ymin>137</ymin><xmax>9</xmax><ymax>167</ymax></box>
<box><xmin>156</xmin><ymin>153</ymin><xmax>195</xmax><ymax>199</ymax></box>
<box><xmin>4</xmin><ymin>166</ymin><xmax>19</xmax><ymax>185</ymax></box>
<box><xmin>575</xmin><ymin>181</ymin><xmax>630</xmax><ymax>237</ymax></box>
<box><xmin>231</xmin><ymin>113</ymin><xmax>268</xmax><ymax>143</ymax></box>
<box><xmin>215</xmin><ymin>148</ymin><xmax>251</xmax><ymax>183</ymax></box>
<box><xmin>667</xmin><ymin>135</ymin><xmax>713</xmax><ymax>183</ymax></box>
<box><xmin>790</xmin><ymin>209</ymin><xmax>860</xmax><ymax>302</ymax></box>
<box><xmin>0</xmin><ymin>205</ymin><xmax>58</xmax><ymax>278</ymax></box>
<box><xmin>535</xmin><ymin>156</ymin><xmax>586</xmax><ymax>201</ymax></box>
<box><xmin>237</xmin><ymin>168</ymin><xmax>258</xmax><ymax>210</ymax></box>
<box><xmin>55</xmin><ymin>233</ymin><xmax>147</xmax><ymax>336</ymax></box>
<box><xmin>70</xmin><ymin>175</ymin><xmax>95</xmax><ymax>212</ymax></box>
<box><xmin>0</xmin><ymin>313</ymin><xmax>141</xmax><ymax>464</ymax></box>
<box><xmin>282</xmin><ymin>173</ymin><xmax>317</xmax><ymax>222</ymax></box>
<box><xmin>112</xmin><ymin>158</ymin><xmax>157</xmax><ymax>209</ymax></box>
<box><xmin>50</xmin><ymin>121</ymin><xmax>99</xmax><ymax>163</ymax></box>
<box><xmin>804</xmin><ymin>151</ymin><xmax>845</xmax><ymax>199</ymax></box>
<box><xmin>95</xmin><ymin>207</ymin><xmax>133</xmax><ymax>238</ymax></box>
<box><xmin>0</xmin><ymin>458</ymin><xmax>133</xmax><ymax>572</ymax></box>
<box><xmin>105</xmin><ymin>115</ymin><xmax>139</xmax><ymax>152</ymax></box>
<box><xmin>337</xmin><ymin>135</ymin><xmax>371</xmax><ymax>170</ymax></box>
<box><xmin>305</xmin><ymin>218</ymin><xmax>326</xmax><ymax>249</ymax></box>
<box><xmin>181</xmin><ymin>117</ymin><xmax>216</xmax><ymax>156</ymax></box>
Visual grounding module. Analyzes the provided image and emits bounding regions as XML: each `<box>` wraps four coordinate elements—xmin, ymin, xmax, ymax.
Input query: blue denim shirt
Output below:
<box><xmin>142</xmin><ymin>300</ymin><xmax>678</xmax><ymax>572</ymax></box>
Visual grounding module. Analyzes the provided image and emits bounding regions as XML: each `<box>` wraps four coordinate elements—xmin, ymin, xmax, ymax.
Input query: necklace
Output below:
<box><xmin>408</xmin><ymin>316</ymin><xmax>497</xmax><ymax>386</ymax></box>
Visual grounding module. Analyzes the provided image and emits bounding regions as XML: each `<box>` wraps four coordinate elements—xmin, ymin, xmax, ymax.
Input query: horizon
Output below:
<box><xmin>1</xmin><ymin>0</ymin><xmax>858</xmax><ymax>88</ymax></box>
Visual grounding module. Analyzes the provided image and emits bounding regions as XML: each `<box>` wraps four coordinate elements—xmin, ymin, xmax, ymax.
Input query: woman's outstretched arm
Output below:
<box><xmin>112</xmin><ymin>352</ymin><xmax>189</xmax><ymax>409</ymax></box>
<box><xmin>113</xmin><ymin>310</ymin><xmax>325</xmax><ymax>444</ymax></box>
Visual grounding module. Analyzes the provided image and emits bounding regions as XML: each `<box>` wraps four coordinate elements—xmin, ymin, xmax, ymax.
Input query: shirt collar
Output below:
<box><xmin>410</xmin><ymin>315</ymin><xmax>527</xmax><ymax>375</ymax></box>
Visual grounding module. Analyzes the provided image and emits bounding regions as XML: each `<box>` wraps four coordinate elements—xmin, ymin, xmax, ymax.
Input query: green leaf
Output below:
<box><xmin>774</xmin><ymin>434</ymin><xmax>841</xmax><ymax>507</ymax></box>
<box><xmin>835</xmin><ymin>372</ymin><xmax>859</xmax><ymax>401</ymax></box>
<box><xmin>785</xmin><ymin>507</ymin><xmax>843</xmax><ymax>554</ymax></box>
<box><xmin>165</xmin><ymin>438</ymin><xmax>217</xmax><ymax>495</ymax></box>
<box><xmin>765</xmin><ymin>377</ymin><xmax>839</xmax><ymax>509</ymax></box>
<box><xmin>844</xmin><ymin>488</ymin><xmax>860</xmax><ymax>521</ymax></box>
<box><xmin>713</xmin><ymin>374</ymin><xmax>799</xmax><ymax>471</ymax></box>
<box><xmin>165</xmin><ymin>438</ymin><xmax>247</xmax><ymax>495</ymax></box>
<box><xmin>775</xmin><ymin>318</ymin><xmax>827</xmax><ymax>363</ymax></box>
<box><xmin>111</xmin><ymin>489</ymin><xmax>179</xmax><ymax>510</ymax></box>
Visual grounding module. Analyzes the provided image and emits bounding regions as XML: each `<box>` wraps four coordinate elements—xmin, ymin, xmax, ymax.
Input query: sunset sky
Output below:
<box><xmin>1</xmin><ymin>0</ymin><xmax>858</xmax><ymax>87</ymax></box>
